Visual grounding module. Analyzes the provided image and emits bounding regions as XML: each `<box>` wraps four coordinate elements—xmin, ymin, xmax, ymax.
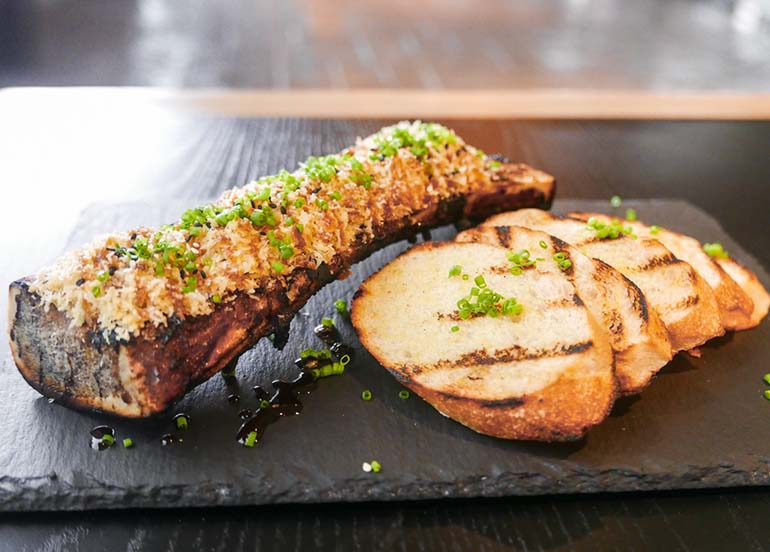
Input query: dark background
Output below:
<box><xmin>1</xmin><ymin>0</ymin><xmax>769</xmax><ymax>90</ymax></box>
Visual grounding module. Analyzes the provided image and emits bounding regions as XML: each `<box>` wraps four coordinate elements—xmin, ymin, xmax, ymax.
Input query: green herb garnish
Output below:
<box><xmin>586</xmin><ymin>217</ymin><xmax>636</xmax><ymax>240</ymax></box>
<box><xmin>553</xmin><ymin>252</ymin><xmax>573</xmax><ymax>271</ymax></box>
<box><xmin>449</xmin><ymin>265</ymin><xmax>462</xmax><ymax>278</ymax></box>
<box><xmin>271</xmin><ymin>261</ymin><xmax>285</xmax><ymax>273</ymax></box>
<box><xmin>625</xmin><ymin>208</ymin><xmax>637</xmax><ymax>222</ymax></box>
<box><xmin>507</xmin><ymin>249</ymin><xmax>539</xmax><ymax>275</ymax></box>
<box><xmin>399</xmin><ymin>390</ymin><xmax>410</xmax><ymax>400</ymax></box>
<box><xmin>244</xmin><ymin>431</ymin><xmax>258</xmax><ymax>448</ymax></box>
<box><xmin>334</xmin><ymin>299</ymin><xmax>348</xmax><ymax>316</ymax></box>
<box><xmin>455</xmin><ymin>278</ymin><xmax>523</xmax><ymax>320</ymax></box>
<box><xmin>181</xmin><ymin>277</ymin><xmax>197</xmax><ymax>294</ymax></box>
<box><xmin>370</xmin><ymin>460</ymin><xmax>382</xmax><ymax>473</ymax></box>
<box><xmin>123</xmin><ymin>438</ymin><xmax>134</xmax><ymax>449</ymax></box>
<box><xmin>175</xmin><ymin>416</ymin><xmax>189</xmax><ymax>430</ymax></box>
<box><xmin>703</xmin><ymin>242</ymin><xmax>729</xmax><ymax>259</ymax></box>
<box><xmin>610</xmin><ymin>195</ymin><xmax>622</xmax><ymax>207</ymax></box>
<box><xmin>361</xmin><ymin>390</ymin><xmax>373</xmax><ymax>401</ymax></box>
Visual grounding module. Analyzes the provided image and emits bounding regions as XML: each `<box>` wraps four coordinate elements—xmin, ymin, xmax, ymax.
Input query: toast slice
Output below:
<box><xmin>716</xmin><ymin>257</ymin><xmax>770</xmax><ymax>329</ymax></box>
<box><xmin>569</xmin><ymin>212</ymin><xmax>754</xmax><ymax>331</ymax></box>
<box><xmin>456</xmin><ymin>225</ymin><xmax>672</xmax><ymax>394</ymax></box>
<box><xmin>483</xmin><ymin>209</ymin><xmax>724</xmax><ymax>352</ymax></box>
<box><xmin>351</xmin><ymin>241</ymin><xmax>615</xmax><ymax>441</ymax></box>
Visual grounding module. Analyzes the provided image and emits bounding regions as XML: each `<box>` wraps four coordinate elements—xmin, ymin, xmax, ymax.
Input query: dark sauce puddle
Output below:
<box><xmin>235</xmin><ymin>323</ymin><xmax>353</xmax><ymax>447</ymax></box>
<box><xmin>90</xmin><ymin>425</ymin><xmax>115</xmax><ymax>451</ymax></box>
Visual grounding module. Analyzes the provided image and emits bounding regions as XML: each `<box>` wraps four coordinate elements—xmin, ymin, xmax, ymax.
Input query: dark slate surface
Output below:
<box><xmin>1</xmin><ymin>198</ymin><xmax>769</xmax><ymax>512</ymax></box>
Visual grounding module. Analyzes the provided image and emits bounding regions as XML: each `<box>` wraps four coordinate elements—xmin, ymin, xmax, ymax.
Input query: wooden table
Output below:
<box><xmin>1</xmin><ymin>88</ymin><xmax>770</xmax><ymax>551</ymax></box>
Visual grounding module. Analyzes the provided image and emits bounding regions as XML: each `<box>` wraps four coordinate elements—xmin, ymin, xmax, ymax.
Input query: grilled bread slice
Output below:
<box><xmin>716</xmin><ymin>257</ymin><xmax>770</xmax><ymax>329</ymax></box>
<box><xmin>456</xmin><ymin>225</ymin><xmax>672</xmax><ymax>394</ymax></box>
<box><xmin>351</xmin><ymin>241</ymin><xmax>615</xmax><ymax>441</ymax></box>
<box><xmin>569</xmin><ymin>212</ymin><xmax>754</xmax><ymax>331</ymax></box>
<box><xmin>483</xmin><ymin>209</ymin><xmax>724</xmax><ymax>352</ymax></box>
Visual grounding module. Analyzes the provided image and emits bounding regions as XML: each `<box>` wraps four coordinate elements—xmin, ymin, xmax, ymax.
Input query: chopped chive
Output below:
<box><xmin>764</xmin><ymin>373</ymin><xmax>770</xmax><ymax>386</ymax></box>
<box><xmin>92</xmin><ymin>285</ymin><xmax>102</xmax><ymax>298</ymax></box>
<box><xmin>296</xmin><ymin>223</ymin><xmax>305</xmax><ymax>233</ymax></box>
<box><xmin>212</xmin><ymin>294</ymin><xmax>222</xmax><ymax>304</ymax></box>
<box><xmin>450</xmin><ymin>325</ymin><xmax>460</xmax><ymax>333</ymax></box>
<box><xmin>764</xmin><ymin>390</ymin><xmax>770</xmax><ymax>401</ymax></box>
<box><xmin>329</xmin><ymin>191</ymin><xmax>342</xmax><ymax>201</ymax></box>
<box><xmin>316</xmin><ymin>198</ymin><xmax>329</xmax><ymax>211</ymax></box>
<box><xmin>101</xmin><ymin>434</ymin><xmax>115</xmax><ymax>447</ymax></box>
<box><xmin>399</xmin><ymin>390</ymin><xmax>410</xmax><ymax>400</ymax></box>
<box><xmin>462</xmin><ymin>274</ymin><xmax>469</xmax><ymax>281</ymax></box>
<box><xmin>334</xmin><ymin>299</ymin><xmax>348</xmax><ymax>315</ymax></box>
<box><xmin>122</xmin><ymin>438</ymin><xmax>134</xmax><ymax>449</ymax></box>
<box><xmin>181</xmin><ymin>277</ymin><xmax>197</xmax><ymax>294</ymax></box>
<box><xmin>370</xmin><ymin>460</ymin><xmax>382</xmax><ymax>473</ymax></box>
<box><xmin>294</xmin><ymin>198</ymin><xmax>306</xmax><ymax>208</ymax></box>
<box><xmin>271</xmin><ymin>261</ymin><xmax>285</xmax><ymax>273</ymax></box>
<box><xmin>96</xmin><ymin>270</ymin><xmax>110</xmax><ymax>283</ymax></box>
<box><xmin>539</xmin><ymin>240</ymin><xmax>547</xmax><ymax>249</ymax></box>
<box><xmin>610</xmin><ymin>195</ymin><xmax>622</xmax><ymax>207</ymax></box>
<box><xmin>449</xmin><ymin>264</ymin><xmax>462</xmax><ymax>277</ymax></box>
<box><xmin>175</xmin><ymin>416</ymin><xmax>189</xmax><ymax>430</ymax></box>
<box><xmin>361</xmin><ymin>390</ymin><xmax>373</xmax><ymax>401</ymax></box>
<box><xmin>259</xmin><ymin>399</ymin><xmax>270</xmax><ymax>409</ymax></box>
<box><xmin>340</xmin><ymin>354</ymin><xmax>351</xmax><ymax>366</ymax></box>
<box><xmin>625</xmin><ymin>208</ymin><xmax>637</xmax><ymax>222</ymax></box>
<box><xmin>650</xmin><ymin>225</ymin><xmax>662</xmax><ymax>235</ymax></box>
<box><xmin>322</xmin><ymin>317</ymin><xmax>334</xmax><ymax>328</ymax></box>
<box><xmin>703</xmin><ymin>242</ymin><xmax>729</xmax><ymax>259</ymax></box>
<box><xmin>474</xmin><ymin>275</ymin><xmax>486</xmax><ymax>288</ymax></box>
<box><xmin>244</xmin><ymin>431</ymin><xmax>257</xmax><ymax>448</ymax></box>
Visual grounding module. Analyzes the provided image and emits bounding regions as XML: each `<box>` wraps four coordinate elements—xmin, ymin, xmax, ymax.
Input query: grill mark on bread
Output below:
<box><xmin>636</xmin><ymin>252</ymin><xmax>677</xmax><ymax>271</ymax></box>
<box><xmin>400</xmin><ymin>340</ymin><xmax>594</xmax><ymax>374</ymax></box>
<box><xmin>494</xmin><ymin>226</ymin><xmax>512</xmax><ymax>248</ymax></box>
<box><xmin>672</xmin><ymin>294</ymin><xmax>699</xmax><ymax>310</ymax></box>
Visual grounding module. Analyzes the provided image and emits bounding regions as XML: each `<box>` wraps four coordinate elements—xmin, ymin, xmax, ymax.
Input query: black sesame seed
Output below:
<box><xmin>200</xmin><ymin>270</ymin><xmax>207</xmax><ymax>279</ymax></box>
<box><xmin>280</xmin><ymin>206</ymin><xmax>287</xmax><ymax>215</ymax></box>
<box><xmin>108</xmin><ymin>266</ymin><xmax>116</xmax><ymax>276</ymax></box>
<box><xmin>75</xmin><ymin>278</ymin><xmax>85</xmax><ymax>287</ymax></box>
<box><xmin>268</xmin><ymin>202</ymin><xmax>277</xmax><ymax>209</ymax></box>
<box><xmin>312</xmin><ymin>187</ymin><xmax>321</xmax><ymax>194</ymax></box>
<box><xmin>180</xmin><ymin>269</ymin><xmax>186</xmax><ymax>279</ymax></box>
<box><xmin>130</xmin><ymin>233</ymin><xmax>137</xmax><ymax>240</ymax></box>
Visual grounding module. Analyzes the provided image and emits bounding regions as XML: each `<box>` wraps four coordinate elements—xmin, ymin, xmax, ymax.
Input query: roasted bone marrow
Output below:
<box><xmin>8</xmin><ymin>122</ymin><xmax>555</xmax><ymax>417</ymax></box>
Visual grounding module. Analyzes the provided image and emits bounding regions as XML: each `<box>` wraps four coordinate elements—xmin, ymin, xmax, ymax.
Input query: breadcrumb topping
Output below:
<box><xmin>31</xmin><ymin>121</ymin><xmax>505</xmax><ymax>340</ymax></box>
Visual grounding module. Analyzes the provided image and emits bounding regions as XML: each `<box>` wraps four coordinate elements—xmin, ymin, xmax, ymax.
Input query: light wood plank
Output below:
<box><xmin>2</xmin><ymin>88</ymin><xmax>770</xmax><ymax>120</ymax></box>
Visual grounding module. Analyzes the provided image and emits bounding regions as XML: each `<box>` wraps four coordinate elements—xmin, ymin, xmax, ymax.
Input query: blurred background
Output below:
<box><xmin>1</xmin><ymin>0</ymin><xmax>769</xmax><ymax>91</ymax></box>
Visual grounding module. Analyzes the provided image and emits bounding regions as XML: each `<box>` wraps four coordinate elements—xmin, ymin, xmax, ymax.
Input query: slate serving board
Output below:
<box><xmin>2</xmin><ymin>198</ymin><xmax>769</xmax><ymax>512</ymax></box>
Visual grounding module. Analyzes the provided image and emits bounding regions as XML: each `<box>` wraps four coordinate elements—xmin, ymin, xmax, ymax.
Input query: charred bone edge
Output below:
<box><xmin>8</xmin><ymin>165</ymin><xmax>555</xmax><ymax>418</ymax></box>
